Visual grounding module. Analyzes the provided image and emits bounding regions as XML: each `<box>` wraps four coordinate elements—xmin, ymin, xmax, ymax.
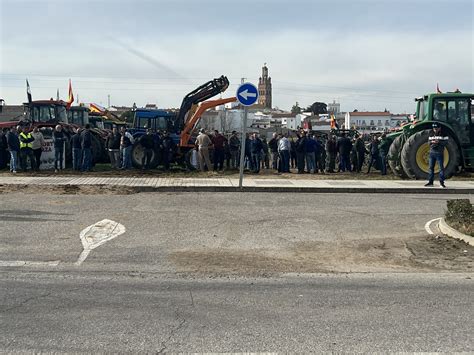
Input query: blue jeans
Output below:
<box><xmin>306</xmin><ymin>152</ymin><xmax>316</xmax><ymax>173</ymax></box>
<box><xmin>81</xmin><ymin>148</ymin><xmax>92</xmax><ymax>172</ymax></box>
<box><xmin>340</xmin><ymin>154</ymin><xmax>351</xmax><ymax>172</ymax></box>
<box><xmin>428</xmin><ymin>151</ymin><xmax>445</xmax><ymax>183</ymax></box>
<box><xmin>280</xmin><ymin>150</ymin><xmax>290</xmax><ymax>172</ymax></box>
<box><xmin>9</xmin><ymin>150</ymin><xmax>18</xmax><ymax>172</ymax></box>
<box><xmin>72</xmin><ymin>148</ymin><xmax>82</xmax><ymax>171</ymax></box>
<box><xmin>54</xmin><ymin>146</ymin><xmax>64</xmax><ymax>170</ymax></box>
<box><xmin>251</xmin><ymin>153</ymin><xmax>261</xmax><ymax>173</ymax></box>
<box><xmin>121</xmin><ymin>146</ymin><xmax>132</xmax><ymax>169</ymax></box>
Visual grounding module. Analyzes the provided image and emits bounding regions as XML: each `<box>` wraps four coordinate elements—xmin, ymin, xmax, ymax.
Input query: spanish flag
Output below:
<box><xmin>89</xmin><ymin>103</ymin><xmax>106</xmax><ymax>114</ymax></box>
<box><xmin>66</xmin><ymin>79</ymin><xmax>74</xmax><ymax>109</ymax></box>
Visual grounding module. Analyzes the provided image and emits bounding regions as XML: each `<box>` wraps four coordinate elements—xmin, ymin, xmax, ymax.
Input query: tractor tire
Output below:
<box><xmin>388</xmin><ymin>135</ymin><xmax>407</xmax><ymax>178</ymax></box>
<box><xmin>400</xmin><ymin>129</ymin><xmax>460</xmax><ymax>180</ymax></box>
<box><xmin>131</xmin><ymin>144</ymin><xmax>159</xmax><ymax>169</ymax></box>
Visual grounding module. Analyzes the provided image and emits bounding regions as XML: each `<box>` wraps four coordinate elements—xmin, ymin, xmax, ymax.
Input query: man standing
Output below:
<box><xmin>6</xmin><ymin>127</ymin><xmax>20</xmax><ymax>173</ymax></box>
<box><xmin>139</xmin><ymin>128</ymin><xmax>154</xmax><ymax>170</ymax></box>
<box><xmin>325</xmin><ymin>135</ymin><xmax>337</xmax><ymax>173</ymax></box>
<box><xmin>211</xmin><ymin>130</ymin><xmax>227</xmax><ymax>171</ymax></box>
<box><xmin>228</xmin><ymin>131</ymin><xmax>240</xmax><ymax>169</ymax></box>
<box><xmin>71</xmin><ymin>127</ymin><xmax>82</xmax><ymax>171</ymax></box>
<box><xmin>53</xmin><ymin>125</ymin><xmax>66</xmax><ymax>173</ymax></box>
<box><xmin>277</xmin><ymin>133</ymin><xmax>291</xmax><ymax>173</ymax></box>
<box><xmin>378</xmin><ymin>133</ymin><xmax>390</xmax><ymax>176</ymax></box>
<box><xmin>295</xmin><ymin>131</ymin><xmax>307</xmax><ymax>174</ymax></box>
<box><xmin>268</xmin><ymin>133</ymin><xmax>279</xmax><ymax>170</ymax></box>
<box><xmin>336</xmin><ymin>133</ymin><xmax>352</xmax><ymax>172</ymax></box>
<box><xmin>305</xmin><ymin>134</ymin><xmax>317</xmax><ymax>174</ymax></box>
<box><xmin>106</xmin><ymin>126</ymin><xmax>121</xmax><ymax>169</ymax></box>
<box><xmin>19</xmin><ymin>126</ymin><xmax>35</xmax><ymax>172</ymax></box>
<box><xmin>81</xmin><ymin>124</ymin><xmax>93</xmax><ymax>172</ymax></box>
<box><xmin>425</xmin><ymin>122</ymin><xmax>448</xmax><ymax>188</ymax></box>
<box><xmin>250</xmin><ymin>133</ymin><xmax>263</xmax><ymax>173</ymax></box>
<box><xmin>119</xmin><ymin>126</ymin><xmax>134</xmax><ymax>170</ymax></box>
<box><xmin>196</xmin><ymin>128</ymin><xmax>212</xmax><ymax>171</ymax></box>
<box><xmin>367</xmin><ymin>135</ymin><xmax>380</xmax><ymax>174</ymax></box>
<box><xmin>31</xmin><ymin>127</ymin><xmax>45</xmax><ymax>171</ymax></box>
<box><xmin>161</xmin><ymin>131</ymin><xmax>175</xmax><ymax>171</ymax></box>
<box><xmin>354</xmin><ymin>134</ymin><xmax>366</xmax><ymax>173</ymax></box>
<box><xmin>0</xmin><ymin>128</ymin><xmax>9</xmax><ymax>170</ymax></box>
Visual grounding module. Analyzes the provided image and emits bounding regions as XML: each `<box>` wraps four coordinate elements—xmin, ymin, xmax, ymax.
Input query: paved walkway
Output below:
<box><xmin>0</xmin><ymin>176</ymin><xmax>473</xmax><ymax>193</ymax></box>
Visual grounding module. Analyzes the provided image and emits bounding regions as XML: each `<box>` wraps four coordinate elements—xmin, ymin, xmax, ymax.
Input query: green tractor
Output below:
<box><xmin>388</xmin><ymin>92</ymin><xmax>474</xmax><ymax>179</ymax></box>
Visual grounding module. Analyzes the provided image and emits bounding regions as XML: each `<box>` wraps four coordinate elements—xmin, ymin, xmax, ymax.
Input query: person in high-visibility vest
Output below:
<box><xmin>19</xmin><ymin>126</ymin><xmax>35</xmax><ymax>172</ymax></box>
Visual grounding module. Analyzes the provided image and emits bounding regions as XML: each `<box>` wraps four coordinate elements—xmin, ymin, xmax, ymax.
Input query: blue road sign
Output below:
<box><xmin>236</xmin><ymin>83</ymin><xmax>259</xmax><ymax>106</ymax></box>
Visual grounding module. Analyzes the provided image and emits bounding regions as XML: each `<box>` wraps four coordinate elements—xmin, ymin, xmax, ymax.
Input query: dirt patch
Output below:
<box><xmin>0</xmin><ymin>184</ymin><xmax>140</xmax><ymax>195</ymax></box>
<box><xmin>170</xmin><ymin>235</ymin><xmax>474</xmax><ymax>276</ymax></box>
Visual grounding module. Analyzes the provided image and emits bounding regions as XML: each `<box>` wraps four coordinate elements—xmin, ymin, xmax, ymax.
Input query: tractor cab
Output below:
<box><xmin>25</xmin><ymin>100</ymin><xmax>68</xmax><ymax>124</ymax></box>
<box><xmin>67</xmin><ymin>106</ymin><xmax>90</xmax><ymax>127</ymax></box>
<box><xmin>131</xmin><ymin>109</ymin><xmax>177</xmax><ymax>134</ymax></box>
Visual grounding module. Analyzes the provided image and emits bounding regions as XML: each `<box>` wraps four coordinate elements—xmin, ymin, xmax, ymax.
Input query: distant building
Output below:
<box><xmin>258</xmin><ymin>63</ymin><xmax>272</xmax><ymax>109</ymax></box>
<box><xmin>345</xmin><ymin>111</ymin><xmax>392</xmax><ymax>133</ymax></box>
<box><xmin>0</xmin><ymin>105</ymin><xmax>25</xmax><ymax>123</ymax></box>
<box><xmin>327</xmin><ymin>100</ymin><xmax>341</xmax><ymax>114</ymax></box>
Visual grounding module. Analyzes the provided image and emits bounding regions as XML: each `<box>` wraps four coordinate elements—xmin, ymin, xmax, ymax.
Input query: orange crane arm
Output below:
<box><xmin>180</xmin><ymin>97</ymin><xmax>237</xmax><ymax>147</ymax></box>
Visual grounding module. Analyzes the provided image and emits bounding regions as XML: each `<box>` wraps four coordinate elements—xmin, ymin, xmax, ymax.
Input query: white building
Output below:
<box><xmin>345</xmin><ymin>111</ymin><xmax>392</xmax><ymax>133</ymax></box>
<box><xmin>327</xmin><ymin>100</ymin><xmax>341</xmax><ymax>114</ymax></box>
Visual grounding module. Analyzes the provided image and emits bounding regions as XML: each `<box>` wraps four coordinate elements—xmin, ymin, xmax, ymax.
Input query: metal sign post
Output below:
<box><xmin>236</xmin><ymin>83</ymin><xmax>258</xmax><ymax>190</ymax></box>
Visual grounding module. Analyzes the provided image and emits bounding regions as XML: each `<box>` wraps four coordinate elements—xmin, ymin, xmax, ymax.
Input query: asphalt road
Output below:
<box><xmin>1</xmin><ymin>192</ymin><xmax>473</xmax><ymax>352</ymax></box>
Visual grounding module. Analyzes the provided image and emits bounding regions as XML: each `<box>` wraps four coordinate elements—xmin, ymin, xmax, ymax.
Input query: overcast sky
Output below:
<box><xmin>0</xmin><ymin>0</ymin><xmax>472</xmax><ymax>113</ymax></box>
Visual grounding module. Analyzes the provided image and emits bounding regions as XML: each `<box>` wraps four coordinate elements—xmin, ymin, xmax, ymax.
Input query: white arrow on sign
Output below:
<box><xmin>239</xmin><ymin>89</ymin><xmax>257</xmax><ymax>100</ymax></box>
<box><xmin>75</xmin><ymin>219</ymin><xmax>126</xmax><ymax>265</ymax></box>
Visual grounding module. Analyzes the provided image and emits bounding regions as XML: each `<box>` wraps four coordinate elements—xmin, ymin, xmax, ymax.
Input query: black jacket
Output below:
<box><xmin>429</xmin><ymin>130</ymin><xmax>448</xmax><ymax>154</ymax></box>
<box><xmin>139</xmin><ymin>134</ymin><xmax>154</xmax><ymax>150</ymax></box>
<box><xmin>6</xmin><ymin>131</ymin><xmax>20</xmax><ymax>152</ymax></box>
<box><xmin>53</xmin><ymin>131</ymin><xmax>66</xmax><ymax>149</ymax></box>
<box><xmin>106</xmin><ymin>132</ymin><xmax>121</xmax><ymax>150</ymax></box>
<box><xmin>337</xmin><ymin>137</ymin><xmax>352</xmax><ymax>155</ymax></box>
<box><xmin>268</xmin><ymin>138</ymin><xmax>278</xmax><ymax>153</ymax></box>
<box><xmin>296</xmin><ymin>136</ymin><xmax>307</xmax><ymax>153</ymax></box>
<box><xmin>81</xmin><ymin>129</ymin><xmax>92</xmax><ymax>149</ymax></box>
<box><xmin>71</xmin><ymin>133</ymin><xmax>82</xmax><ymax>149</ymax></box>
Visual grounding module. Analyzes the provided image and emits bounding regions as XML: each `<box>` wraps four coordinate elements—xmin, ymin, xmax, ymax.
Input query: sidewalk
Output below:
<box><xmin>0</xmin><ymin>175</ymin><xmax>473</xmax><ymax>193</ymax></box>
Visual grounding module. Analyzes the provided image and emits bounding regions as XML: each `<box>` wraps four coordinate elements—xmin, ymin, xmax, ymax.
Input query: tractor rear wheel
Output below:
<box><xmin>131</xmin><ymin>144</ymin><xmax>159</xmax><ymax>169</ymax></box>
<box><xmin>388</xmin><ymin>135</ymin><xmax>407</xmax><ymax>178</ymax></box>
<box><xmin>400</xmin><ymin>129</ymin><xmax>460</xmax><ymax>180</ymax></box>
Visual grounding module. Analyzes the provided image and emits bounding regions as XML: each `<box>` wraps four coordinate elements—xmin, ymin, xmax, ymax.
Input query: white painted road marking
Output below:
<box><xmin>75</xmin><ymin>219</ymin><xmax>126</xmax><ymax>265</ymax></box>
<box><xmin>0</xmin><ymin>260</ymin><xmax>60</xmax><ymax>267</ymax></box>
<box><xmin>425</xmin><ymin>217</ymin><xmax>441</xmax><ymax>235</ymax></box>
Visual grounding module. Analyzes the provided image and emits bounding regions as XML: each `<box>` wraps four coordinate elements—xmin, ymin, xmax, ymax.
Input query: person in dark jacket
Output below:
<box><xmin>105</xmin><ymin>126</ymin><xmax>121</xmax><ymax>169</ymax></box>
<box><xmin>268</xmin><ymin>133</ymin><xmax>279</xmax><ymax>170</ymax></box>
<box><xmin>305</xmin><ymin>135</ymin><xmax>317</xmax><ymax>173</ymax></box>
<box><xmin>139</xmin><ymin>129</ymin><xmax>155</xmax><ymax>170</ymax></box>
<box><xmin>261</xmin><ymin>137</ymin><xmax>270</xmax><ymax>169</ymax></box>
<box><xmin>249</xmin><ymin>133</ymin><xmax>263</xmax><ymax>173</ymax></box>
<box><xmin>6</xmin><ymin>126</ymin><xmax>20</xmax><ymax>173</ymax></box>
<box><xmin>244</xmin><ymin>133</ymin><xmax>253</xmax><ymax>171</ymax></box>
<box><xmin>295</xmin><ymin>131</ymin><xmax>307</xmax><ymax>174</ymax></box>
<box><xmin>315</xmin><ymin>136</ymin><xmax>325</xmax><ymax>173</ymax></box>
<box><xmin>212</xmin><ymin>130</ymin><xmax>227</xmax><ymax>171</ymax></box>
<box><xmin>354</xmin><ymin>134</ymin><xmax>367</xmax><ymax>173</ymax></box>
<box><xmin>161</xmin><ymin>131</ymin><xmax>175</xmax><ymax>171</ymax></box>
<box><xmin>228</xmin><ymin>131</ymin><xmax>240</xmax><ymax>169</ymax></box>
<box><xmin>336</xmin><ymin>133</ymin><xmax>352</xmax><ymax>172</ymax></box>
<box><xmin>425</xmin><ymin>122</ymin><xmax>448</xmax><ymax>187</ymax></box>
<box><xmin>290</xmin><ymin>137</ymin><xmax>297</xmax><ymax>169</ymax></box>
<box><xmin>0</xmin><ymin>128</ymin><xmax>8</xmax><ymax>170</ymax></box>
<box><xmin>366</xmin><ymin>135</ymin><xmax>380</xmax><ymax>174</ymax></box>
<box><xmin>53</xmin><ymin>125</ymin><xmax>66</xmax><ymax>172</ymax></box>
<box><xmin>325</xmin><ymin>135</ymin><xmax>337</xmax><ymax>173</ymax></box>
<box><xmin>81</xmin><ymin>124</ymin><xmax>93</xmax><ymax>172</ymax></box>
<box><xmin>378</xmin><ymin>133</ymin><xmax>390</xmax><ymax>175</ymax></box>
<box><xmin>120</xmin><ymin>126</ymin><xmax>134</xmax><ymax>170</ymax></box>
<box><xmin>71</xmin><ymin>127</ymin><xmax>82</xmax><ymax>171</ymax></box>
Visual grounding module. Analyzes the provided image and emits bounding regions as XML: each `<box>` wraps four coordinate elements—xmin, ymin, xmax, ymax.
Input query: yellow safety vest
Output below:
<box><xmin>19</xmin><ymin>132</ymin><xmax>33</xmax><ymax>149</ymax></box>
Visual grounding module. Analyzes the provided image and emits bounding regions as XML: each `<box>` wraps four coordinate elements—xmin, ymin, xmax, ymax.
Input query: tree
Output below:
<box><xmin>306</xmin><ymin>102</ymin><xmax>327</xmax><ymax>115</ymax></box>
<box><xmin>291</xmin><ymin>102</ymin><xmax>302</xmax><ymax>114</ymax></box>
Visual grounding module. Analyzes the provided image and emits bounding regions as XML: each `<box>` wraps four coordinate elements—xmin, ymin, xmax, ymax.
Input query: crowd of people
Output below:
<box><xmin>0</xmin><ymin>124</ymin><xmax>391</xmax><ymax>175</ymax></box>
<box><xmin>192</xmin><ymin>128</ymin><xmax>391</xmax><ymax>175</ymax></box>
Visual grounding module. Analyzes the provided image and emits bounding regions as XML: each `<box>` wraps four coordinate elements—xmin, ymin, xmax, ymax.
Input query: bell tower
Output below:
<box><xmin>258</xmin><ymin>63</ymin><xmax>272</xmax><ymax>109</ymax></box>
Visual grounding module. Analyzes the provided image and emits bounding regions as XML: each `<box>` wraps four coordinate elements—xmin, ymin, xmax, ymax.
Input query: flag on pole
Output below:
<box><xmin>89</xmin><ymin>103</ymin><xmax>106</xmax><ymax>114</ymax></box>
<box><xmin>56</xmin><ymin>89</ymin><xmax>60</xmax><ymax>101</ymax></box>
<box><xmin>66</xmin><ymin>79</ymin><xmax>74</xmax><ymax>109</ymax></box>
<box><xmin>436</xmin><ymin>83</ymin><xmax>442</xmax><ymax>94</ymax></box>
<box><xmin>26</xmin><ymin>79</ymin><xmax>32</xmax><ymax>104</ymax></box>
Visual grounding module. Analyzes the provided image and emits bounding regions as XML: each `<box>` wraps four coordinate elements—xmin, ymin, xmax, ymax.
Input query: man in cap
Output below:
<box><xmin>425</xmin><ymin>122</ymin><xmax>448</xmax><ymax>188</ymax></box>
<box><xmin>195</xmin><ymin>128</ymin><xmax>212</xmax><ymax>171</ymax></box>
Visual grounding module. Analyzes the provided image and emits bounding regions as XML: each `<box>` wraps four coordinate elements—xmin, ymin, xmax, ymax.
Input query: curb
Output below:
<box><xmin>438</xmin><ymin>218</ymin><xmax>474</xmax><ymax>246</ymax></box>
<box><xmin>1</xmin><ymin>183</ymin><xmax>474</xmax><ymax>194</ymax></box>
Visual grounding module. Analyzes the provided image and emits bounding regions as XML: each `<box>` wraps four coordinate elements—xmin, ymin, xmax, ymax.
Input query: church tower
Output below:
<box><xmin>258</xmin><ymin>63</ymin><xmax>272</xmax><ymax>109</ymax></box>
